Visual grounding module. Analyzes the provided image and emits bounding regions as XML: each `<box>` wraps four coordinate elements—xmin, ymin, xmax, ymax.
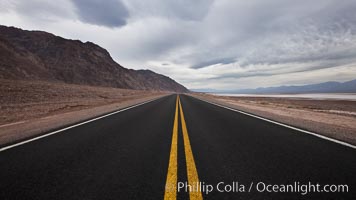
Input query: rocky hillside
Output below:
<box><xmin>0</xmin><ymin>25</ymin><xmax>188</xmax><ymax>92</ymax></box>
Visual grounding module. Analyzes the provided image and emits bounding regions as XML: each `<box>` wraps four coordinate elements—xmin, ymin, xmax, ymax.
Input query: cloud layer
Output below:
<box><xmin>1</xmin><ymin>0</ymin><xmax>356</xmax><ymax>89</ymax></box>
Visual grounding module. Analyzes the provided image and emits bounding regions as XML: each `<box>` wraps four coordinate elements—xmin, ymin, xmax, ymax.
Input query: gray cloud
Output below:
<box><xmin>72</xmin><ymin>0</ymin><xmax>129</xmax><ymax>27</ymax></box>
<box><xmin>209</xmin><ymin>60</ymin><xmax>356</xmax><ymax>80</ymax></box>
<box><xmin>188</xmin><ymin>0</ymin><xmax>356</xmax><ymax>69</ymax></box>
<box><xmin>122</xmin><ymin>0</ymin><xmax>214</xmax><ymax>21</ymax></box>
<box><xmin>191</xmin><ymin>57</ymin><xmax>236</xmax><ymax>69</ymax></box>
<box><xmin>2</xmin><ymin>0</ymin><xmax>75</xmax><ymax>22</ymax></box>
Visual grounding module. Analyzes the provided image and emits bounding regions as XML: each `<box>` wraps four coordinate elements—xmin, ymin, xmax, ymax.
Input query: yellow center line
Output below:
<box><xmin>178</xmin><ymin>96</ymin><xmax>203</xmax><ymax>200</ymax></box>
<box><xmin>164</xmin><ymin>95</ymin><xmax>179</xmax><ymax>200</ymax></box>
<box><xmin>164</xmin><ymin>95</ymin><xmax>203</xmax><ymax>200</ymax></box>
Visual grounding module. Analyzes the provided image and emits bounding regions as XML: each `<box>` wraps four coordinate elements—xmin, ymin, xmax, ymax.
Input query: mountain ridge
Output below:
<box><xmin>0</xmin><ymin>25</ymin><xmax>188</xmax><ymax>92</ymax></box>
<box><xmin>192</xmin><ymin>79</ymin><xmax>356</xmax><ymax>94</ymax></box>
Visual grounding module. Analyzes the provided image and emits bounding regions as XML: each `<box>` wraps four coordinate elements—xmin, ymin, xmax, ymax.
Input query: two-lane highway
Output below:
<box><xmin>0</xmin><ymin>94</ymin><xmax>355</xmax><ymax>199</ymax></box>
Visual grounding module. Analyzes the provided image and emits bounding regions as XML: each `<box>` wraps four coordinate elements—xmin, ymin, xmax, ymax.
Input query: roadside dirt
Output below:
<box><xmin>0</xmin><ymin>79</ymin><xmax>168</xmax><ymax>146</ymax></box>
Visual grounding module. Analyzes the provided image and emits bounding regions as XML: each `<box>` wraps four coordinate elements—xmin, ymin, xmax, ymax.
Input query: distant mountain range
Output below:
<box><xmin>192</xmin><ymin>79</ymin><xmax>356</xmax><ymax>94</ymax></box>
<box><xmin>0</xmin><ymin>25</ymin><xmax>188</xmax><ymax>92</ymax></box>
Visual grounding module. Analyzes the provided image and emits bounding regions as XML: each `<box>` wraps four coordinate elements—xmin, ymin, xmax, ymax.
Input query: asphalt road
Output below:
<box><xmin>0</xmin><ymin>94</ymin><xmax>355</xmax><ymax>199</ymax></box>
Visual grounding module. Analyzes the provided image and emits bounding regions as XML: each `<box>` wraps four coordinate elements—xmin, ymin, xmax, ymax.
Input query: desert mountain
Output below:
<box><xmin>0</xmin><ymin>25</ymin><xmax>188</xmax><ymax>92</ymax></box>
<box><xmin>194</xmin><ymin>79</ymin><xmax>356</xmax><ymax>94</ymax></box>
<box><xmin>237</xmin><ymin>79</ymin><xmax>356</xmax><ymax>94</ymax></box>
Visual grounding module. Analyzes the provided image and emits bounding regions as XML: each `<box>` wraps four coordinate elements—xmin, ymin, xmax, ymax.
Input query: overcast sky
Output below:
<box><xmin>1</xmin><ymin>0</ymin><xmax>356</xmax><ymax>90</ymax></box>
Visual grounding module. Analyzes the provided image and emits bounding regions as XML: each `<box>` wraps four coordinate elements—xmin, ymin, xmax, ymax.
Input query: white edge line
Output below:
<box><xmin>192</xmin><ymin>96</ymin><xmax>356</xmax><ymax>150</ymax></box>
<box><xmin>0</xmin><ymin>96</ymin><xmax>165</xmax><ymax>152</ymax></box>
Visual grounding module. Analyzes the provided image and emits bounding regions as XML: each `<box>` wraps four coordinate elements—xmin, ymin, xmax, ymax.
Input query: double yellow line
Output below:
<box><xmin>164</xmin><ymin>95</ymin><xmax>203</xmax><ymax>200</ymax></box>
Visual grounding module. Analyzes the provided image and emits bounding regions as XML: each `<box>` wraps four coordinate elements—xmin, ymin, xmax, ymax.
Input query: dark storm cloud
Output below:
<box><xmin>71</xmin><ymin>0</ymin><xmax>129</xmax><ymax>27</ymax></box>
